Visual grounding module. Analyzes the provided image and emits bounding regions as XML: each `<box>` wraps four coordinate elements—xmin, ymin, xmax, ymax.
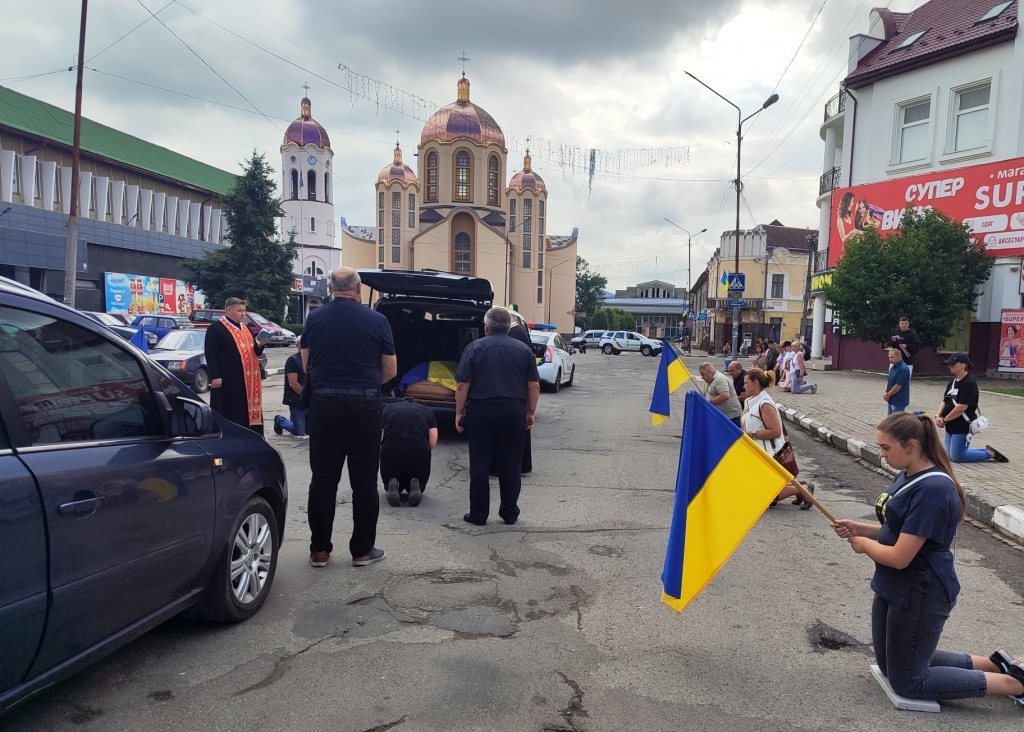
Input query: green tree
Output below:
<box><xmin>590</xmin><ymin>307</ymin><xmax>635</xmax><ymax>331</ymax></box>
<box><xmin>575</xmin><ymin>256</ymin><xmax>608</xmax><ymax>320</ymax></box>
<box><xmin>185</xmin><ymin>151</ymin><xmax>297</xmax><ymax>321</ymax></box>
<box><xmin>821</xmin><ymin>208</ymin><xmax>992</xmax><ymax>347</ymax></box>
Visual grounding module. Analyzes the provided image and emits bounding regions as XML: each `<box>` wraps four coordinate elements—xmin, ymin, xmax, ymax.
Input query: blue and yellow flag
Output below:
<box><xmin>649</xmin><ymin>341</ymin><xmax>689</xmax><ymax>426</ymax></box>
<box><xmin>661</xmin><ymin>391</ymin><xmax>793</xmax><ymax>612</ymax></box>
<box><xmin>720</xmin><ymin>271</ymin><xmax>728</xmax><ymax>286</ymax></box>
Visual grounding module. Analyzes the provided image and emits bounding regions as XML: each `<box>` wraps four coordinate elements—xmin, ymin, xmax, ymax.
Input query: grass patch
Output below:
<box><xmin>980</xmin><ymin>386</ymin><xmax>1024</xmax><ymax>398</ymax></box>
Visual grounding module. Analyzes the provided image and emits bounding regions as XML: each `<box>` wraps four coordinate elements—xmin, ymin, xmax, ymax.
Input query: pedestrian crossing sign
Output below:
<box><xmin>727</xmin><ymin>274</ymin><xmax>746</xmax><ymax>292</ymax></box>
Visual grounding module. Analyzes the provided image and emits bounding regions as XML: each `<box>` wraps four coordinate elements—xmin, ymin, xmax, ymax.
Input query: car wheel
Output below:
<box><xmin>602</xmin><ymin>344</ymin><xmax>614</xmax><ymax>355</ymax></box>
<box><xmin>200</xmin><ymin>496</ymin><xmax>279</xmax><ymax>623</ymax></box>
<box><xmin>193</xmin><ymin>367</ymin><xmax>210</xmax><ymax>393</ymax></box>
<box><xmin>551</xmin><ymin>369</ymin><xmax>561</xmax><ymax>393</ymax></box>
<box><xmin>566</xmin><ymin>365</ymin><xmax>575</xmax><ymax>387</ymax></box>
<box><xmin>260</xmin><ymin>365</ymin><xmax>268</xmax><ymax>380</ymax></box>
<box><xmin>641</xmin><ymin>345</ymin><xmax>652</xmax><ymax>357</ymax></box>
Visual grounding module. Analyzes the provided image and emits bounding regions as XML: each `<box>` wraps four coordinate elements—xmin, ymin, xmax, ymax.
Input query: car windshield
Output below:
<box><xmin>530</xmin><ymin>334</ymin><xmax>550</xmax><ymax>345</ymax></box>
<box><xmin>87</xmin><ymin>312</ymin><xmax>122</xmax><ymax>326</ymax></box>
<box><xmin>155</xmin><ymin>329</ymin><xmax>205</xmax><ymax>351</ymax></box>
<box><xmin>248</xmin><ymin>312</ymin><xmax>270</xmax><ymax>325</ymax></box>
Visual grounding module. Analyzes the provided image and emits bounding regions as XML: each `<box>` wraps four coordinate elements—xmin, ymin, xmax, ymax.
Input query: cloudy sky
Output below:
<box><xmin>3</xmin><ymin>0</ymin><xmax>925</xmax><ymax>290</ymax></box>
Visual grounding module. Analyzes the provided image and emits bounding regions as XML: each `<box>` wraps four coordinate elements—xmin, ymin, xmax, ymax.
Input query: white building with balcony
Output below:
<box><xmin>812</xmin><ymin>0</ymin><xmax>1024</xmax><ymax>375</ymax></box>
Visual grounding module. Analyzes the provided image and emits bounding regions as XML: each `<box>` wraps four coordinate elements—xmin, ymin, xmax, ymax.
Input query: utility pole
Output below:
<box><xmin>64</xmin><ymin>0</ymin><xmax>88</xmax><ymax>307</ymax></box>
<box><xmin>799</xmin><ymin>232</ymin><xmax>818</xmax><ymax>346</ymax></box>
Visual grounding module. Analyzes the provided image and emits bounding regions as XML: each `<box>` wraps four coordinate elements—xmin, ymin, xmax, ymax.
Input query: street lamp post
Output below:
<box><xmin>664</xmin><ymin>219</ymin><xmax>705</xmax><ymax>352</ymax></box>
<box><xmin>685</xmin><ymin>72</ymin><xmax>778</xmax><ymax>356</ymax></box>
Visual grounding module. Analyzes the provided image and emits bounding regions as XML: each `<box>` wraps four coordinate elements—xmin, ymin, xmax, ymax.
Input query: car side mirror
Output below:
<box><xmin>171</xmin><ymin>396</ymin><xmax>215</xmax><ymax>437</ymax></box>
<box><xmin>569</xmin><ymin>347</ymin><xmax>577</xmax><ymax>354</ymax></box>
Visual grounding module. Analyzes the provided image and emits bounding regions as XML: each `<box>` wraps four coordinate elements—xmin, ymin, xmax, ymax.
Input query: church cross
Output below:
<box><xmin>458</xmin><ymin>52</ymin><xmax>470</xmax><ymax>76</ymax></box>
<box><xmin>302</xmin><ymin>82</ymin><xmax>310</xmax><ymax>94</ymax></box>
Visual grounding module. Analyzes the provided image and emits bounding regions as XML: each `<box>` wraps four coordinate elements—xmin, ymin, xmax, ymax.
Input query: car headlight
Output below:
<box><xmin>281</xmin><ymin>329</ymin><xmax>295</xmax><ymax>337</ymax></box>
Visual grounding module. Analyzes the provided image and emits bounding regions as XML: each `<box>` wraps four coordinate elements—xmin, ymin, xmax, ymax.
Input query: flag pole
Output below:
<box><xmin>791</xmin><ymin>480</ymin><xmax>836</xmax><ymax>522</ymax></box>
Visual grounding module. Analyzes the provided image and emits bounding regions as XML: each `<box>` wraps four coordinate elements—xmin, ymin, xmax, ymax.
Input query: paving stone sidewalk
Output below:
<box><xmin>680</xmin><ymin>354</ymin><xmax>1024</xmax><ymax>543</ymax></box>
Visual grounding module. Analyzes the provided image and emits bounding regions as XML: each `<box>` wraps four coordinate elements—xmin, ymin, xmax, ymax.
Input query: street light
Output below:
<box><xmin>685</xmin><ymin>71</ymin><xmax>778</xmax><ymax>356</ymax></box>
<box><xmin>664</xmin><ymin>219</ymin><xmax>705</xmax><ymax>352</ymax></box>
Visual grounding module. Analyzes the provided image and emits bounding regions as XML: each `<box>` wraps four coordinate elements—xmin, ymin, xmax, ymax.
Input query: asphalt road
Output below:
<box><xmin>5</xmin><ymin>350</ymin><xmax>1024</xmax><ymax>731</ymax></box>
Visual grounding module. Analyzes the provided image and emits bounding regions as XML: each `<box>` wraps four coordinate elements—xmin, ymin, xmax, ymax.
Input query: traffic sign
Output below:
<box><xmin>697</xmin><ymin>312</ymin><xmax>707</xmax><ymax>321</ymax></box>
<box><xmin>727</xmin><ymin>274</ymin><xmax>746</xmax><ymax>292</ymax></box>
<box><xmin>729</xmin><ymin>300</ymin><xmax>747</xmax><ymax>308</ymax></box>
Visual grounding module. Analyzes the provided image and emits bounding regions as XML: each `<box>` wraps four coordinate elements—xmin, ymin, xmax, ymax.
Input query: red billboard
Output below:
<box><xmin>829</xmin><ymin>156</ymin><xmax>1024</xmax><ymax>267</ymax></box>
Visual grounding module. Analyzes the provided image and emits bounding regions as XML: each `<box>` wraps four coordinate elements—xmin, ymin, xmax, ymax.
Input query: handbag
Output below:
<box><xmin>758</xmin><ymin>401</ymin><xmax>799</xmax><ymax>476</ymax></box>
<box><xmin>970</xmin><ymin>413</ymin><xmax>990</xmax><ymax>434</ymax></box>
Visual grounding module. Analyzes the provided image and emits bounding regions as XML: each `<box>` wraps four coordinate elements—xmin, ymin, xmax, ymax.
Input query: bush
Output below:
<box><xmin>284</xmin><ymin>324</ymin><xmax>303</xmax><ymax>338</ymax></box>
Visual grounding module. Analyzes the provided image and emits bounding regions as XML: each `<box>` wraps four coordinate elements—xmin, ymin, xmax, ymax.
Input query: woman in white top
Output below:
<box><xmin>740</xmin><ymin>368</ymin><xmax>814</xmax><ymax>509</ymax></box>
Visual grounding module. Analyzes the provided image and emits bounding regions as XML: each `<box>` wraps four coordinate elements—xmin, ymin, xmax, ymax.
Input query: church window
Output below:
<box><xmin>510</xmin><ymin>198</ymin><xmax>517</xmax><ymax>231</ymax></box>
<box><xmin>392</xmin><ymin>229</ymin><xmax>401</xmax><ymax>263</ymax></box>
<box><xmin>290</xmin><ymin>170</ymin><xmax>298</xmax><ymax>200</ymax></box>
<box><xmin>537</xmin><ymin>288</ymin><xmax>543</xmax><ymax>304</ymax></box>
<box><xmin>538</xmin><ymin>253</ymin><xmax>544</xmax><ymax>269</ymax></box>
<box><xmin>379</xmin><ymin>191</ymin><xmax>384</xmax><ymax>208</ymax></box>
<box><xmin>324</xmin><ymin>173</ymin><xmax>330</xmax><ymax>204</ymax></box>
<box><xmin>309</xmin><ymin>217</ymin><xmax>316</xmax><ymax>233</ymax></box>
<box><xmin>392</xmin><ymin>209</ymin><xmax>400</xmax><ymax>227</ymax></box>
<box><xmin>522</xmin><ymin>251</ymin><xmax>531</xmax><ymax>269</ymax></box>
<box><xmin>488</xmin><ymin>155</ymin><xmax>499</xmax><ymax>206</ymax></box>
<box><xmin>408</xmin><ymin>194</ymin><xmax>415</xmax><ymax>228</ymax></box>
<box><xmin>454</xmin><ymin>150</ymin><xmax>471</xmax><ymax>202</ymax></box>
<box><xmin>539</xmin><ymin>200</ymin><xmax>544</xmax><ymax>234</ymax></box>
<box><xmin>392</xmin><ymin>191</ymin><xmax>401</xmax><ymax>209</ymax></box>
<box><xmin>408</xmin><ymin>193</ymin><xmax>415</xmax><ymax>210</ymax></box>
<box><xmin>454</xmin><ymin>232</ymin><xmax>471</xmax><ymax>273</ymax></box>
<box><xmin>378</xmin><ymin>246</ymin><xmax>384</xmax><ymax>266</ymax></box>
<box><xmin>426</xmin><ymin>152</ymin><xmax>438</xmax><ymax>202</ymax></box>
<box><xmin>378</xmin><ymin>210</ymin><xmax>385</xmax><ymax>227</ymax></box>
<box><xmin>523</xmin><ymin>233</ymin><xmax>531</xmax><ymax>251</ymax></box>
<box><xmin>307</xmin><ymin>170</ymin><xmax>316</xmax><ymax>201</ymax></box>
<box><xmin>378</xmin><ymin>228</ymin><xmax>383</xmax><ymax>244</ymax></box>
<box><xmin>290</xmin><ymin>155</ymin><xmax>296</xmax><ymax>163</ymax></box>
<box><xmin>538</xmin><ymin>271</ymin><xmax>544</xmax><ymax>286</ymax></box>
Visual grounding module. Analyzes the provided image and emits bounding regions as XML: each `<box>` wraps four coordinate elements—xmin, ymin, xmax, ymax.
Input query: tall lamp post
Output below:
<box><xmin>664</xmin><ymin>219</ymin><xmax>705</xmax><ymax>347</ymax></box>
<box><xmin>685</xmin><ymin>72</ymin><xmax>778</xmax><ymax>356</ymax></box>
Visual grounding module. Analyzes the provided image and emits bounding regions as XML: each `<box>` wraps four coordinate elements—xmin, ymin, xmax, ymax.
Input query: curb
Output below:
<box><xmin>266</xmin><ymin>367</ymin><xmax>283</xmax><ymax>376</ymax></box>
<box><xmin>775</xmin><ymin>400</ymin><xmax>1024</xmax><ymax>545</ymax></box>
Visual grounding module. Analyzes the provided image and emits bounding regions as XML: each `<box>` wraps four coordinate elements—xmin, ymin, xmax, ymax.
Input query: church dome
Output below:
<box><xmin>420</xmin><ymin>76</ymin><xmax>505</xmax><ymax>147</ymax></box>
<box><xmin>378</xmin><ymin>144</ymin><xmax>418</xmax><ymax>186</ymax></box>
<box><xmin>508</xmin><ymin>151</ymin><xmax>545</xmax><ymax>193</ymax></box>
<box><xmin>283</xmin><ymin>97</ymin><xmax>331</xmax><ymax>149</ymax></box>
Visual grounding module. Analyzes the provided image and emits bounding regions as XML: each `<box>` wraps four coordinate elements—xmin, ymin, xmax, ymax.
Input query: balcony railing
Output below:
<box><xmin>707</xmin><ymin>298</ymin><xmax>767</xmax><ymax>311</ymax></box>
<box><xmin>819</xmin><ymin>166</ymin><xmax>842</xmax><ymax>196</ymax></box>
<box><xmin>824</xmin><ymin>89</ymin><xmax>847</xmax><ymax>123</ymax></box>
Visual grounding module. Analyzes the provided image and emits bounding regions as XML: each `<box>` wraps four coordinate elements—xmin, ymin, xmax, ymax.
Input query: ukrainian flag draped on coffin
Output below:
<box><xmin>661</xmin><ymin>391</ymin><xmax>793</xmax><ymax>612</ymax></box>
<box><xmin>649</xmin><ymin>341</ymin><xmax>689</xmax><ymax>426</ymax></box>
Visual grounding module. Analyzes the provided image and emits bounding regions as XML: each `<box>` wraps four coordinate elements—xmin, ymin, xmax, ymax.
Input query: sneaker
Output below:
<box><xmin>297</xmin><ymin>434</ymin><xmax>309</xmax><ymax>440</ymax></box>
<box><xmin>352</xmin><ymin>547</ymin><xmax>386</xmax><ymax>566</ymax></box>
<box><xmin>800</xmin><ymin>483</ymin><xmax>815</xmax><ymax>510</ymax></box>
<box><xmin>810</xmin><ymin>384</ymin><xmax>817</xmax><ymax>394</ymax></box>
<box><xmin>309</xmin><ymin>550</ymin><xmax>329</xmax><ymax>567</ymax></box>
<box><xmin>273</xmin><ymin>415</ymin><xmax>283</xmax><ymax>435</ymax></box>
<box><xmin>408</xmin><ymin>478</ymin><xmax>422</xmax><ymax>507</ymax></box>
<box><xmin>386</xmin><ymin>478</ymin><xmax>401</xmax><ymax>507</ymax></box>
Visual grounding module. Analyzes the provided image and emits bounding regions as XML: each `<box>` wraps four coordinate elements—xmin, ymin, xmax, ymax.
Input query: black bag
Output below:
<box><xmin>765</xmin><ymin>348</ymin><xmax>779</xmax><ymax>371</ymax></box>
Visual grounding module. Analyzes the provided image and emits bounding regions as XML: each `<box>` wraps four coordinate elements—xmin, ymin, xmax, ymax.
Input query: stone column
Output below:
<box><xmin>811</xmin><ymin>294</ymin><xmax>826</xmax><ymax>359</ymax></box>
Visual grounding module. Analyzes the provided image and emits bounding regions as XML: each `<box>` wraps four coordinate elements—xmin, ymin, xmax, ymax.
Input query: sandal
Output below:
<box><xmin>800</xmin><ymin>483</ymin><xmax>815</xmax><ymax>510</ymax></box>
<box><xmin>991</xmin><ymin>647</ymin><xmax>1015</xmax><ymax>674</ymax></box>
<box><xmin>986</xmin><ymin>446</ymin><xmax>1009</xmax><ymax>463</ymax></box>
<box><xmin>1006</xmin><ymin>658</ymin><xmax>1024</xmax><ymax>702</ymax></box>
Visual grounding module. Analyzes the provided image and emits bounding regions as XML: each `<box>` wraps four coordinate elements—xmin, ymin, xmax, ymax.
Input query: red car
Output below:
<box><xmin>189</xmin><ymin>309</ymin><xmax>284</xmax><ymax>345</ymax></box>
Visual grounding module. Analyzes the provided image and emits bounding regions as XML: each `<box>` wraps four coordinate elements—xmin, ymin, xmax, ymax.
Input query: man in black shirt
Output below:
<box><xmin>301</xmin><ymin>268</ymin><xmax>397</xmax><ymax>568</ymax></box>
<box><xmin>455</xmin><ymin>307</ymin><xmax>540</xmax><ymax>526</ymax></box>
<box><xmin>727</xmin><ymin>360</ymin><xmax>747</xmax><ymax>406</ymax></box>
<box><xmin>890</xmin><ymin>316</ymin><xmax>921</xmax><ymax>377</ymax></box>
<box><xmin>381</xmin><ymin>399</ymin><xmax>438</xmax><ymax>507</ymax></box>
<box><xmin>273</xmin><ymin>337</ymin><xmax>307</xmax><ymax>437</ymax></box>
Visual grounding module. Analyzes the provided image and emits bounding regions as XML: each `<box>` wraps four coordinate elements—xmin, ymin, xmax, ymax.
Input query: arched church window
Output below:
<box><xmin>453</xmin><ymin>232</ymin><xmax>471</xmax><ymax>273</ymax></box>
<box><xmin>454</xmin><ymin>150</ymin><xmax>471</xmax><ymax>202</ymax></box>
<box><xmin>290</xmin><ymin>169</ymin><xmax>298</xmax><ymax>200</ymax></box>
<box><xmin>307</xmin><ymin>170</ymin><xmax>316</xmax><ymax>201</ymax></box>
<box><xmin>426</xmin><ymin>151</ymin><xmax>438</xmax><ymax>202</ymax></box>
<box><xmin>324</xmin><ymin>173</ymin><xmax>330</xmax><ymax>204</ymax></box>
<box><xmin>488</xmin><ymin>155</ymin><xmax>500</xmax><ymax>206</ymax></box>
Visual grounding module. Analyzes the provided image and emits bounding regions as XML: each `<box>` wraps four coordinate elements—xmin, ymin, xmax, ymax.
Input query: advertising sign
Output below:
<box><xmin>997</xmin><ymin>309</ymin><xmax>1024</xmax><ymax>373</ymax></box>
<box><xmin>829</xmin><ymin>156</ymin><xmax>1024</xmax><ymax>266</ymax></box>
<box><xmin>105</xmin><ymin>272</ymin><xmax>202</xmax><ymax>317</ymax></box>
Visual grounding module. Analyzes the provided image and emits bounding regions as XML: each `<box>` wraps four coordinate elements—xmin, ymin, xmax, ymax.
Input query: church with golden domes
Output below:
<box><xmin>339</xmin><ymin>75</ymin><xmax>578</xmax><ymax>332</ymax></box>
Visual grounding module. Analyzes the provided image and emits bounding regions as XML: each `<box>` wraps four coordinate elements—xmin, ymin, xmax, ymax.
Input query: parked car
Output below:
<box><xmin>599</xmin><ymin>330</ymin><xmax>663</xmax><ymax>356</ymax></box>
<box><xmin>190</xmin><ymin>309</ymin><xmax>285</xmax><ymax>345</ymax></box>
<box><xmin>358</xmin><ymin>269</ymin><xmax>527</xmax><ymax>413</ymax></box>
<box><xmin>130</xmin><ymin>314</ymin><xmax>194</xmax><ymax>341</ymax></box>
<box><xmin>148</xmin><ymin>328</ymin><xmax>268</xmax><ymax>390</ymax></box>
<box><xmin>530</xmin><ymin>331</ymin><xmax>576</xmax><ymax>392</ymax></box>
<box><xmin>570</xmin><ymin>329</ymin><xmax>607</xmax><ymax>348</ymax></box>
<box><xmin>0</xmin><ymin>276</ymin><xmax>287</xmax><ymax>715</ymax></box>
<box><xmin>273</xmin><ymin>324</ymin><xmax>297</xmax><ymax>346</ymax></box>
<box><xmin>81</xmin><ymin>311</ymin><xmax>158</xmax><ymax>349</ymax></box>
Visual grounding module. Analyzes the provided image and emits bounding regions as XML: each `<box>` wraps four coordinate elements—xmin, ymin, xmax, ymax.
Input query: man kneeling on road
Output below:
<box><xmin>698</xmin><ymin>362</ymin><xmax>742</xmax><ymax>428</ymax></box>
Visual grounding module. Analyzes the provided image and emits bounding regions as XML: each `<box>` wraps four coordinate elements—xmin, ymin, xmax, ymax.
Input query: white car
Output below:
<box><xmin>599</xmin><ymin>330</ymin><xmax>663</xmax><ymax>356</ymax></box>
<box><xmin>530</xmin><ymin>331</ymin><xmax>576</xmax><ymax>392</ymax></box>
<box><xmin>570</xmin><ymin>329</ymin><xmax>607</xmax><ymax>348</ymax></box>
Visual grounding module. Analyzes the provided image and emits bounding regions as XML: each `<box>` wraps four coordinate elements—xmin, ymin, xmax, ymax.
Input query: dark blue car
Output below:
<box><xmin>129</xmin><ymin>313</ymin><xmax>194</xmax><ymax>341</ymax></box>
<box><xmin>0</xmin><ymin>278</ymin><xmax>288</xmax><ymax>715</ymax></box>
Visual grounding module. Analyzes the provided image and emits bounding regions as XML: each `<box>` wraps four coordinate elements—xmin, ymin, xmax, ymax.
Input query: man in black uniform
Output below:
<box><xmin>455</xmin><ymin>307</ymin><xmax>540</xmax><ymax>526</ymax></box>
<box><xmin>302</xmin><ymin>267</ymin><xmax>397</xmax><ymax>568</ymax></box>
<box><xmin>889</xmin><ymin>316</ymin><xmax>921</xmax><ymax>377</ymax></box>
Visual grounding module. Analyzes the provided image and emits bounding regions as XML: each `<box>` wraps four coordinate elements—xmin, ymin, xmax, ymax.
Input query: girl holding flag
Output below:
<box><xmin>832</xmin><ymin>412</ymin><xmax>1024</xmax><ymax>704</ymax></box>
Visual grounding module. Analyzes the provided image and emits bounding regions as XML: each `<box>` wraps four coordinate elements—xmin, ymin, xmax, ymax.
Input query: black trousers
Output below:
<box><xmin>380</xmin><ymin>439</ymin><xmax>432</xmax><ymax>492</ymax></box>
<box><xmin>490</xmin><ymin>428</ymin><xmax>531</xmax><ymax>474</ymax></box>
<box><xmin>467</xmin><ymin>400</ymin><xmax>526</xmax><ymax>523</ymax></box>
<box><xmin>307</xmin><ymin>394</ymin><xmax>382</xmax><ymax>557</ymax></box>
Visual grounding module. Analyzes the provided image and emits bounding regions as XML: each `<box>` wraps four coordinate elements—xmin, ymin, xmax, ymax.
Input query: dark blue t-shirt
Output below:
<box><xmin>302</xmin><ymin>298</ymin><xmax>396</xmax><ymax>391</ymax></box>
<box><xmin>455</xmin><ymin>332</ymin><xmax>540</xmax><ymax>401</ymax></box>
<box><xmin>886</xmin><ymin>361</ymin><xmax>911</xmax><ymax>411</ymax></box>
<box><xmin>282</xmin><ymin>352</ymin><xmax>305</xmax><ymax>408</ymax></box>
<box><xmin>871</xmin><ymin>467</ymin><xmax>961</xmax><ymax>608</ymax></box>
